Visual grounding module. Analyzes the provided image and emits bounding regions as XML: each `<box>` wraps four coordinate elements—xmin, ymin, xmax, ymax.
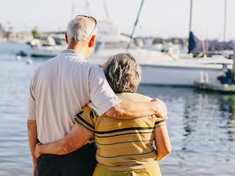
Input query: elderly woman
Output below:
<box><xmin>36</xmin><ymin>53</ymin><xmax>171</xmax><ymax>176</ymax></box>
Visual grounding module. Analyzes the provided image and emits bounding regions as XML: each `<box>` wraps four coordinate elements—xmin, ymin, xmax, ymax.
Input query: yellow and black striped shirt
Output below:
<box><xmin>74</xmin><ymin>93</ymin><xmax>166</xmax><ymax>171</ymax></box>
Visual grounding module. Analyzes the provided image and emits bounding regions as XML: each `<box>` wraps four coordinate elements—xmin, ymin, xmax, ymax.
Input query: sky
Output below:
<box><xmin>0</xmin><ymin>0</ymin><xmax>234</xmax><ymax>41</ymax></box>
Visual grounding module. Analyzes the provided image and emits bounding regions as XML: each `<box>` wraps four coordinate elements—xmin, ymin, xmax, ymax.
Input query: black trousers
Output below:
<box><xmin>37</xmin><ymin>142</ymin><xmax>97</xmax><ymax>176</ymax></box>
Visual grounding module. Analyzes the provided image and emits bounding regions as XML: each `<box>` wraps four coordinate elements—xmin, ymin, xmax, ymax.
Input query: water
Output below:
<box><xmin>0</xmin><ymin>42</ymin><xmax>235</xmax><ymax>176</ymax></box>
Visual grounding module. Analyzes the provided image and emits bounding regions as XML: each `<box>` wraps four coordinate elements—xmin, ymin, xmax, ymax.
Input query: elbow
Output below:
<box><xmin>104</xmin><ymin>107</ymin><xmax>114</xmax><ymax>117</ymax></box>
<box><xmin>105</xmin><ymin>105</ymin><xmax>123</xmax><ymax>118</ymax></box>
<box><xmin>157</xmin><ymin>146</ymin><xmax>171</xmax><ymax>160</ymax></box>
<box><xmin>165</xmin><ymin>144</ymin><xmax>172</xmax><ymax>155</ymax></box>
<box><xmin>165</xmin><ymin>147</ymin><xmax>171</xmax><ymax>156</ymax></box>
<box><xmin>161</xmin><ymin>148</ymin><xmax>171</xmax><ymax>157</ymax></box>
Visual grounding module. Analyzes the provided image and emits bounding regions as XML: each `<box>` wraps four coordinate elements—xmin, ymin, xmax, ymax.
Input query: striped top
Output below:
<box><xmin>74</xmin><ymin>93</ymin><xmax>166</xmax><ymax>171</ymax></box>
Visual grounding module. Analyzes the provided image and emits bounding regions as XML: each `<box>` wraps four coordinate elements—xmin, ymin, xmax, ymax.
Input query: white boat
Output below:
<box><xmin>25</xmin><ymin>20</ymin><xmax>233</xmax><ymax>86</ymax></box>
<box><xmin>88</xmin><ymin>20</ymin><xmax>232</xmax><ymax>86</ymax></box>
<box><xmin>25</xmin><ymin>35</ymin><xmax>66</xmax><ymax>57</ymax></box>
<box><xmin>29</xmin><ymin>45</ymin><xmax>66</xmax><ymax>57</ymax></box>
<box><xmin>139</xmin><ymin>58</ymin><xmax>231</xmax><ymax>86</ymax></box>
<box><xmin>90</xmin><ymin>39</ymin><xmax>232</xmax><ymax>86</ymax></box>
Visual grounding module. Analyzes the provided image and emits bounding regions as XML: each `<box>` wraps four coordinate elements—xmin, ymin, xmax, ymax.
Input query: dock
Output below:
<box><xmin>194</xmin><ymin>81</ymin><xmax>235</xmax><ymax>93</ymax></box>
<box><xmin>195</xmin><ymin>40</ymin><xmax>235</xmax><ymax>93</ymax></box>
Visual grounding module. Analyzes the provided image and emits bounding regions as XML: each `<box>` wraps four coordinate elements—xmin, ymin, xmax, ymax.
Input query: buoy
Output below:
<box><xmin>15</xmin><ymin>55</ymin><xmax>22</xmax><ymax>61</ymax></box>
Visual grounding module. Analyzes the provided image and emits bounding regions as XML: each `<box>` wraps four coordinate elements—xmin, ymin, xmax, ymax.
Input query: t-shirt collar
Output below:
<box><xmin>61</xmin><ymin>49</ymin><xmax>84</xmax><ymax>59</ymax></box>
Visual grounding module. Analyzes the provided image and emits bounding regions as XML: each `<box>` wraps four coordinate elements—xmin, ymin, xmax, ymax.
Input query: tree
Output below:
<box><xmin>32</xmin><ymin>29</ymin><xmax>40</xmax><ymax>38</ymax></box>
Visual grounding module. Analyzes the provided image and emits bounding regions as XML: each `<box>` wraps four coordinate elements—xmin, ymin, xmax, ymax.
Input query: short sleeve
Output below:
<box><xmin>25</xmin><ymin>68</ymin><xmax>38</xmax><ymax>120</ymax></box>
<box><xmin>73</xmin><ymin>106</ymin><xmax>97</xmax><ymax>134</ymax></box>
<box><xmin>88</xmin><ymin>65</ymin><xmax>121</xmax><ymax>116</ymax></box>
<box><xmin>155</xmin><ymin>118</ymin><xmax>166</xmax><ymax>128</ymax></box>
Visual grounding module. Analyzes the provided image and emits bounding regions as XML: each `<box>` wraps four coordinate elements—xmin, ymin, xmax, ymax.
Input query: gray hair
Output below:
<box><xmin>103</xmin><ymin>53</ymin><xmax>141</xmax><ymax>93</ymax></box>
<box><xmin>67</xmin><ymin>15</ymin><xmax>97</xmax><ymax>43</ymax></box>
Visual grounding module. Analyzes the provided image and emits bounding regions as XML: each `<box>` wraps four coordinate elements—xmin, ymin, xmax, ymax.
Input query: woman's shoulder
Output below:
<box><xmin>117</xmin><ymin>93</ymin><xmax>152</xmax><ymax>102</ymax></box>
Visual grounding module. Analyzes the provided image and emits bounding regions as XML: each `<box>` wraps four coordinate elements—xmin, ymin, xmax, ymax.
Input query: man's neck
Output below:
<box><xmin>67</xmin><ymin>42</ymin><xmax>88</xmax><ymax>59</ymax></box>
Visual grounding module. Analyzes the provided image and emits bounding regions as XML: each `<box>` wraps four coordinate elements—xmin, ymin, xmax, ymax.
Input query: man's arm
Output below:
<box><xmin>27</xmin><ymin>120</ymin><xmax>37</xmax><ymax>176</ymax></box>
<box><xmin>105</xmin><ymin>99</ymin><xmax>167</xmax><ymax>120</ymax></box>
<box><xmin>89</xmin><ymin>65</ymin><xmax>167</xmax><ymax>120</ymax></box>
<box><xmin>35</xmin><ymin>123</ymin><xmax>92</xmax><ymax>158</ymax></box>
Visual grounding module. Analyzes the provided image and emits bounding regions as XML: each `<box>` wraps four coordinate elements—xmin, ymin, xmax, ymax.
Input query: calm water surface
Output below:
<box><xmin>0</xmin><ymin>42</ymin><xmax>235</xmax><ymax>176</ymax></box>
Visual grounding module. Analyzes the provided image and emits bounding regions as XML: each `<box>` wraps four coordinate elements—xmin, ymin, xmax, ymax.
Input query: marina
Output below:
<box><xmin>1</xmin><ymin>0</ymin><xmax>235</xmax><ymax>175</ymax></box>
<box><xmin>14</xmin><ymin>22</ymin><xmax>235</xmax><ymax>87</ymax></box>
<box><xmin>1</xmin><ymin>40</ymin><xmax>235</xmax><ymax>176</ymax></box>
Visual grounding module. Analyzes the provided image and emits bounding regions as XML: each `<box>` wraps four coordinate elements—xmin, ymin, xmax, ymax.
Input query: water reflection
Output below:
<box><xmin>138</xmin><ymin>85</ymin><xmax>235</xmax><ymax>175</ymax></box>
<box><xmin>218</xmin><ymin>95</ymin><xmax>235</xmax><ymax>142</ymax></box>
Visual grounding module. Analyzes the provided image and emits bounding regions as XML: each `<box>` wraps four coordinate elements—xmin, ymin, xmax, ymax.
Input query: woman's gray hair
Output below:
<box><xmin>67</xmin><ymin>16</ymin><xmax>97</xmax><ymax>43</ymax></box>
<box><xmin>103</xmin><ymin>53</ymin><xmax>141</xmax><ymax>93</ymax></box>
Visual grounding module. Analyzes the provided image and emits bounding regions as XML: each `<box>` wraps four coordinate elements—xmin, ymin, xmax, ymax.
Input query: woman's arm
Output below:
<box><xmin>155</xmin><ymin>123</ymin><xmax>171</xmax><ymax>160</ymax></box>
<box><xmin>35</xmin><ymin>123</ymin><xmax>92</xmax><ymax>158</ymax></box>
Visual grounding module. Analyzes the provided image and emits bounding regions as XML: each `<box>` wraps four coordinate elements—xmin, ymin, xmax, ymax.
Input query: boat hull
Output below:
<box><xmin>140</xmin><ymin>64</ymin><xmax>223</xmax><ymax>86</ymax></box>
<box><xmin>27</xmin><ymin>46</ymin><xmax>226</xmax><ymax>87</ymax></box>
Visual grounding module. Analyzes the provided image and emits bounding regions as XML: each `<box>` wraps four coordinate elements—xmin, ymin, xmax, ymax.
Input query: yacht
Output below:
<box><xmin>24</xmin><ymin>35</ymin><xmax>66</xmax><ymax>57</ymax></box>
<box><xmin>88</xmin><ymin>20</ymin><xmax>232</xmax><ymax>86</ymax></box>
<box><xmin>90</xmin><ymin>37</ymin><xmax>231</xmax><ymax>86</ymax></box>
<box><xmin>24</xmin><ymin>20</ymin><xmax>232</xmax><ymax>86</ymax></box>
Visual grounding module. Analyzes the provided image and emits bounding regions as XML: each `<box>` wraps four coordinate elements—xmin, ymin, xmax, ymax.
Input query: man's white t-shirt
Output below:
<box><xmin>26</xmin><ymin>50</ymin><xmax>120</xmax><ymax>144</ymax></box>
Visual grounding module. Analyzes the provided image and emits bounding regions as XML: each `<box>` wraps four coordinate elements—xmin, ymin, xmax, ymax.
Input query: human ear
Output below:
<box><xmin>88</xmin><ymin>35</ymin><xmax>96</xmax><ymax>47</ymax></box>
<box><xmin>65</xmin><ymin>33</ymin><xmax>68</xmax><ymax>44</ymax></box>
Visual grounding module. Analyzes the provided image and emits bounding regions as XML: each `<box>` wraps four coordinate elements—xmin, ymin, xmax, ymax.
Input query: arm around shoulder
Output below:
<box><xmin>105</xmin><ymin>98</ymin><xmax>168</xmax><ymax>120</ymax></box>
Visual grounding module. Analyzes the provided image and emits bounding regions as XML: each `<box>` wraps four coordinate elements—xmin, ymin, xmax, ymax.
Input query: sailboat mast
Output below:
<box><xmin>126</xmin><ymin>0</ymin><xmax>145</xmax><ymax>51</ymax></box>
<box><xmin>223</xmin><ymin>0</ymin><xmax>227</xmax><ymax>41</ymax></box>
<box><xmin>130</xmin><ymin>0</ymin><xmax>145</xmax><ymax>39</ymax></box>
<box><xmin>188</xmin><ymin>0</ymin><xmax>194</xmax><ymax>54</ymax></box>
<box><xmin>103</xmin><ymin>0</ymin><xmax>109</xmax><ymax>19</ymax></box>
<box><xmin>71</xmin><ymin>0</ymin><xmax>75</xmax><ymax>18</ymax></box>
<box><xmin>189</xmin><ymin>0</ymin><xmax>193</xmax><ymax>32</ymax></box>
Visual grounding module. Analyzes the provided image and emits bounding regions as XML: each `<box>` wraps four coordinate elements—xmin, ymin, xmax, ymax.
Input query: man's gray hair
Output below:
<box><xmin>103</xmin><ymin>53</ymin><xmax>141</xmax><ymax>93</ymax></box>
<box><xmin>67</xmin><ymin>16</ymin><xmax>97</xmax><ymax>43</ymax></box>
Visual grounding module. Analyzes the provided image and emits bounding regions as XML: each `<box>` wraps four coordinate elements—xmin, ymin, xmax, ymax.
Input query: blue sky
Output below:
<box><xmin>0</xmin><ymin>0</ymin><xmax>234</xmax><ymax>40</ymax></box>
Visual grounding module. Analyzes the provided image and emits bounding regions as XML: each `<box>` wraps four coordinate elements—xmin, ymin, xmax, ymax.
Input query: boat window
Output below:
<box><xmin>53</xmin><ymin>38</ymin><xmax>65</xmax><ymax>45</ymax></box>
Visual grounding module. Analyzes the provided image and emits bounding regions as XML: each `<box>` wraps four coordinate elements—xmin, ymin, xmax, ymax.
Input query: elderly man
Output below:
<box><xmin>26</xmin><ymin>15</ymin><xmax>167</xmax><ymax>176</ymax></box>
